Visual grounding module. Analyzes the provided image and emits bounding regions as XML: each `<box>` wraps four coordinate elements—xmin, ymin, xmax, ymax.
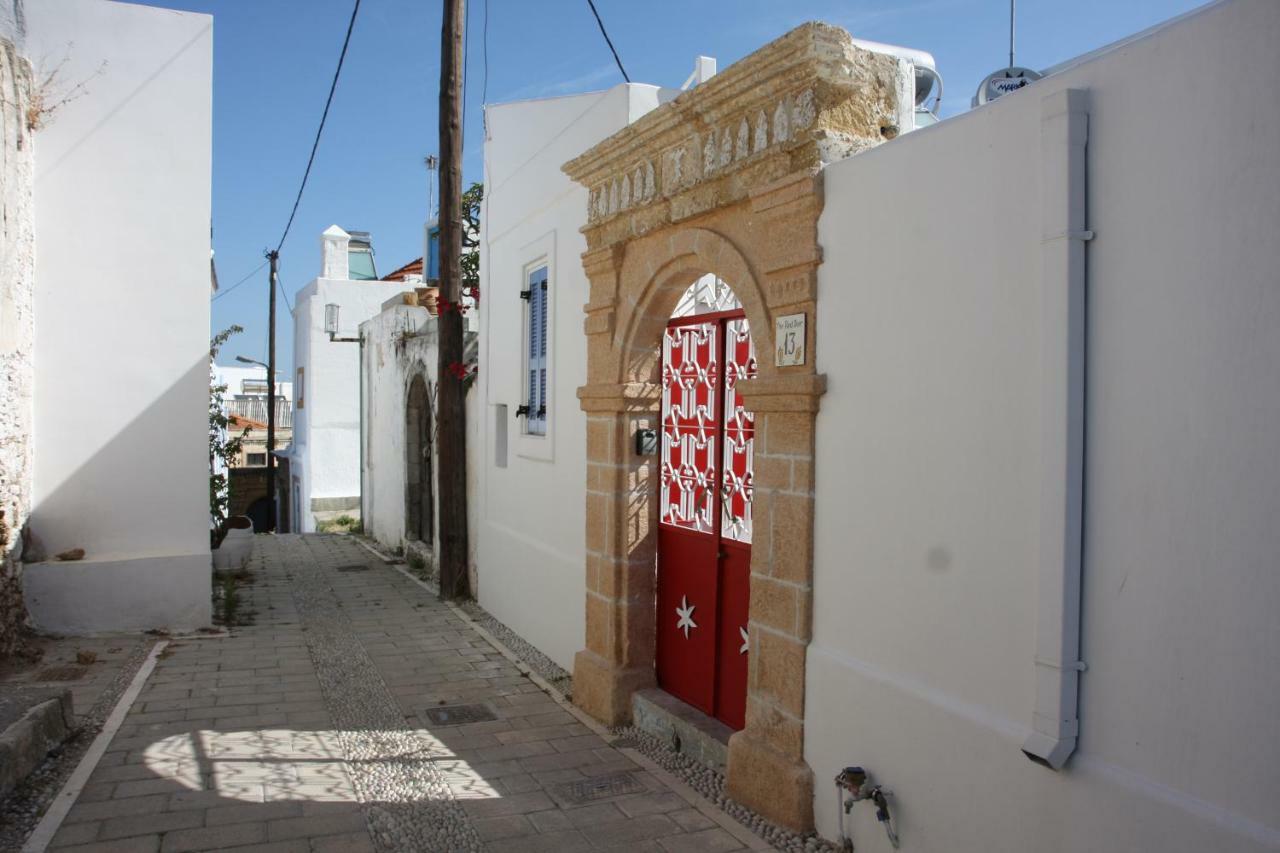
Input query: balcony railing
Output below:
<box><xmin>227</xmin><ymin>398</ymin><xmax>293</xmax><ymax>429</ymax></box>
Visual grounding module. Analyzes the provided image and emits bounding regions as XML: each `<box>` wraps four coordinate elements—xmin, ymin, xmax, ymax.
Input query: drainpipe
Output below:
<box><xmin>1024</xmin><ymin>88</ymin><xmax>1090</xmax><ymax>770</ymax></box>
<box><xmin>358</xmin><ymin>334</ymin><xmax>365</xmax><ymax>525</ymax></box>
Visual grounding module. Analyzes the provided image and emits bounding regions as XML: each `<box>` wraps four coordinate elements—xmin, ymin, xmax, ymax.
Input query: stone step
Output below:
<box><xmin>0</xmin><ymin>687</ymin><xmax>75</xmax><ymax>799</ymax></box>
<box><xmin>631</xmin><ymin>687</ymin><xmax>732</xmax><ymax>774</ymax></box>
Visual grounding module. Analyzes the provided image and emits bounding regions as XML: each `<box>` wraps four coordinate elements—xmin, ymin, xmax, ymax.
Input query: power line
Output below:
<box><xmin>277</xmin><ymin>275</ymin><xmax>293</xmax><ymax>316</ymax></box>
<box><xmin>212</xmin><ymin>259</ymin><xmax>268</xmax><ymax>302</ymax></box>
<box><xmin>481</xmin><ymin>0</ymin><xmax>489</xmax><ymax>105</ymax></box>
<box><xmin>274</xmin><ymin>0</ymin><xmax>363</xmax><ymax>254</ymax></box>
<box><xmin>586</xmin><ymin>0</ymin><xmax>629</xmax><ymax>83</ymax></box>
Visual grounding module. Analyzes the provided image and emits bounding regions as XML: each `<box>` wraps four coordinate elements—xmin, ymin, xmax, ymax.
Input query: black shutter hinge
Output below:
<box><xmin>520</xmin><ymin>289</ymin><xmax>532</xmax><ymax>301</ymax></box>
<box><xmin>515</xmin><ymin>404</ymin><xmax>531</xmax><ymax>417</ymax></box>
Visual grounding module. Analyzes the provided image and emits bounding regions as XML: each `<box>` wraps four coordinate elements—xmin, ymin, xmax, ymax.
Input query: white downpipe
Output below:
<box><xmin>1024</xmin><ymin>88</ymin><xmax>1089</xmax><ymax>770</ymax></box>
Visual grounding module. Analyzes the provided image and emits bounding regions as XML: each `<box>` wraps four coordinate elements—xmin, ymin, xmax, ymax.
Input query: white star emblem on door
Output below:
<box><xmin>675</xmin><ymin>595</ymin><xmax>697</xmax><ymax>638</ymax></box>
<box><xmin>739</xmin><ymin>625</ymin><xmax>749</xmax><ymax>655</ymax></box>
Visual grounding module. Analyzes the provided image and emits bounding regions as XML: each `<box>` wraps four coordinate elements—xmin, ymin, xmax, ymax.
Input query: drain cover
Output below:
<box><xmin>335</xmin><ymin>564</ymin><xmax>369</xmax><ymax>572</ymax></box>
<box><xmin>424</xmin><ymin>703</ymin><xmax>497</xmax><ymax>726</ymax></box>
<box><xmin>34</xmin><ymin>665</ymin><xmax>88</xmax><ymax>682</ymax></box>
<box><xmin>551</xmin><ymin>771</ymin><xmax>646</xmax><ymax>806</ymax></box>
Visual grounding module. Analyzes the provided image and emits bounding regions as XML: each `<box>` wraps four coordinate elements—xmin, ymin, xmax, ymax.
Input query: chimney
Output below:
<box><xmin>320</xmin><ymin>225</ymin><xmax>350</xmax><ymax>280</ymax></box>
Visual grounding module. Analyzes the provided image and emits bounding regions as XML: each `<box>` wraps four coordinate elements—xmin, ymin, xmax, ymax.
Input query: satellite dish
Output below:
<box><xmin>973</xmin><ymin>66</ymin><xmax>1042</xmax><ymax>106</ymax></box>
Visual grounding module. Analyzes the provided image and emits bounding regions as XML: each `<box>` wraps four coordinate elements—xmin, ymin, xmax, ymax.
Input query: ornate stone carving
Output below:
<box><xmin>792</xmin><ymin>88</ymin><xmax>816</xmax><ymax>129</ymax></box>
<box><xmin>773</xmin><ymin>98</ymin><xmax>790</xmax><ymax>144</ymax></box>
<box><xmin>703</xmin><ymin>129</ymin><xmax>718</xmax><ymax>174</ymax></box>
<box><xmin>569</xmin><ymin>23</ymin><xmax>908</xmax><ymax>234</ymax></box>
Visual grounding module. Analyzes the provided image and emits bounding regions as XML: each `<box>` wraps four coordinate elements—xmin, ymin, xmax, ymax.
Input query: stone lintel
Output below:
<box><xmin>737</xmin><ymin>374</ymin><xmax>827</xmax><ymax>412</ymax></box>
<box><xmin>749</xmin><ymin>170</ymin><xmax>823</xmax><ymax>214</ymax></box>
<box><xmin>578</xmin><ymin>382</ymin><xmax>663</xmax><ymax>414</ymax></box>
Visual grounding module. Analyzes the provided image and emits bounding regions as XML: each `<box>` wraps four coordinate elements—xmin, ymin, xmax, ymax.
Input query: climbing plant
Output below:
<box><xmin>209</xmin><ymin>325</ymin><xmax>249</xmax><ymax>546</ymax></box>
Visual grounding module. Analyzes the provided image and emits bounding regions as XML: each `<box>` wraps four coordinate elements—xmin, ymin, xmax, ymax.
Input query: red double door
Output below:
<box><xmin>656</xmin><ymin>310</ymin><xmax>757</xmax><ymax>730</ymax></box>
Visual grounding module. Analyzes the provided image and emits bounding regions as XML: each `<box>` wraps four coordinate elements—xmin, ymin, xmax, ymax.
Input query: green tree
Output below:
<box><xmin>460</xmin><ymin>181</ymin><xmax>482</xmax><ymax>293</ymax></box>
<box><xmin>209</xmin><ymin>325</ymin><xmax>249</xmax><ymax>545</ymax></box>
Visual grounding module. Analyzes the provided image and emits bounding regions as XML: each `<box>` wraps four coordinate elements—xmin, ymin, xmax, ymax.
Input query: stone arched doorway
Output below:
<box><xmin>405</xmin><ymin>374</ymin><xmax>433</xmax><ymax>546</ymax></box>
<box><xmin>561</xmin><ymin>23</ymin><xmax>908</xmax><ymax>832</ymax></box>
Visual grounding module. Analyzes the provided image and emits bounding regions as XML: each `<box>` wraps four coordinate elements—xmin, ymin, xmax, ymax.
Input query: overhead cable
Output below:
<box><xmin>586</xmin><ymin>0</ymin><xmax>630</xmax><ymax>83</ymax></box>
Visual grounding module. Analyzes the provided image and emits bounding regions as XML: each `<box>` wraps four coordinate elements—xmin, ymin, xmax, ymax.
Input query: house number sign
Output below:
<box><xmin>774</xmin><ymin>313</ymin><xmax>806</xmax><ymax>367</ymax></box>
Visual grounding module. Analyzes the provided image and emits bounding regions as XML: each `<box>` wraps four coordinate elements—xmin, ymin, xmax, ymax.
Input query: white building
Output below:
<box><xmin>287</xmin><ymin>226</ymin><xmax>406</xmax><ymax>532</ymax></box>
<box><xmin>471</xmin><ymin>83</ymin><xmax>682</xmax><ymax>668</ymax></box>
<box><xmin>805</xmin><ymin>1</ymin><xmax>1280</xmax><ymax>849</ymax></box>
<box><xmin>212</xmin><ymin>365</ymin><xmax>293</xmax><ymax>404</ymax></box>
<box><xmin>7</xmin><ymin>0</ymin><xmax>214</xmax><ymax>635</ymax></box>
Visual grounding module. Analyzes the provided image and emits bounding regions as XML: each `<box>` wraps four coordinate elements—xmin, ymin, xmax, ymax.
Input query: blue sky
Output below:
<box><xmin>159</xmin><ymin>0</ymin><xmax>1208</xmax><ymax>369</ymax></box>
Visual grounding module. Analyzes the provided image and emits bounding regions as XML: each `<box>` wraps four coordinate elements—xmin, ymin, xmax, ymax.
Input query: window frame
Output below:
<box><xmin>512</xmin><ymin>233</ymin><xmax>556</xmax><ymax>462</ymax></box>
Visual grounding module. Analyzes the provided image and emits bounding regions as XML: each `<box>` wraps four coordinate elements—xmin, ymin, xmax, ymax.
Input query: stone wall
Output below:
<box><xmin>0</xmin><ymin>34</ymin><xmax>34</xmax><ymax>657</ymax></box>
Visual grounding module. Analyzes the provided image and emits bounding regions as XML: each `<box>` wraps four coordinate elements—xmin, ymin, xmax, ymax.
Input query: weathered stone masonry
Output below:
<box><xmin>0</xmin><ymin>33</ymin><xmax>34</xmax><ymax>658</ymax></box>
<box><xmin>563</xmin><ymin>22</ymin><xmax>910</xmax><ymax>832</ymax></box>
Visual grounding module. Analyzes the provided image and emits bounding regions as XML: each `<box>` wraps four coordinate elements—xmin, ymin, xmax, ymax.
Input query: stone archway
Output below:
<box><xmin>405</xmin><ymin>373</ymin><xmax>433</xmax><ymax>546</ymax></box>
<box><xmin>562</xmin><ymin>23</ymin><xmax>909</xmax><ymax>832</ymax></box>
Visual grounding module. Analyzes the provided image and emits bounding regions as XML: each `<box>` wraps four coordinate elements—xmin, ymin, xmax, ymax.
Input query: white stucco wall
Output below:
<box><xmin>22</xmin><ymin>0</ymin><xmax>213</xmax><ymax>634</ymax></box>
<box><xmin>475</xmin><ymin>84</ymin><xmax>670</xmax><ymax>669</ymax></box>
<box><xmin>291</xmin><ymin>273</ymin><xmax>406</xmax><ymax>532</ymax></box>
<box><xmin>359</xmin><ymin>301</ymin><xmax>432</xmax><ymax>549</ymax></box>
<box><xmin>0</xmin><ymin>31</ymin><xmax>33</xmax><ymax>653</ymax></box>
<box><xmin>806</xmin><ymin>1</ymin><xmax>1280</xmax><ymax>850</ymax></box>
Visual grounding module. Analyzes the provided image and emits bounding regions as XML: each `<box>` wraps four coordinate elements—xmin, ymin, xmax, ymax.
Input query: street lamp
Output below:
<box><xmin>235</xmin><ymin>354</ymin><xmax>278</xmax><ymax>532</ymax></box>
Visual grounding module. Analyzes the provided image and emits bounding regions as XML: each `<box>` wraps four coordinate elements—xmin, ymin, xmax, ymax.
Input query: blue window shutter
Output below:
<box><xmin>526</xmin><ymin>265</ymin><xmax>549</xmax><ymax>436</ymax></box>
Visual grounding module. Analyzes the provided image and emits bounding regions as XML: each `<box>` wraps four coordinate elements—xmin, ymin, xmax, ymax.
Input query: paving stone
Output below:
<box><xmin>658</xmin><ymin>827</ymin><xmax>748</xmax><ymax>852</ymax></box>
<box><xmin>483</xmin><ymin>829</ymin><xmax>595</xmax><ymax>853</ymax></box>
<box><xmin>265</xmin><ymin>812</ymin><xmax>367</xmax><ymax>841</ymax></box>
<box><xmin>98</xmin><ymin>810</ymin><xmax>205</xmax><ymax>840</ymax></box>
<box><xmin>52</xmin><ymin>835</ymin><xmax>160</xmax><ymax>853</ymax></box>
<box><xmin>49</xmin><ymin>821</ymin><xmax>101</xmax><ymax>847</ymax></box>
<box><xmin>160</xmin><ymin>822</ymin><xmax>267</xmax><ymax>852</ymax></box>
<box><xmin>309</xmin><ymin>832</ymin><xmax>376</xmax><ymax>853</ymax></box>
<box><xmin>668</xmin><ymin>807</ymin><xmax>718</xmax><ymax>833</ymax></box>
<box><xmin>472</xmin><ymin>814</ymin><xmax>536</xmax><ymax>841</ymax></box>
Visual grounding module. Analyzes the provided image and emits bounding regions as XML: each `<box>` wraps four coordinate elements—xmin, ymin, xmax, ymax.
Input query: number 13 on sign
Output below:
<box><xmin>774</xmin><ymin>313</ymin><xmax>806</xmax><ymax>367</ymax></box>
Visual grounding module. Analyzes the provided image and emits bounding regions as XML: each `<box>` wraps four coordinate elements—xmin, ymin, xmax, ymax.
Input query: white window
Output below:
<box><xmin>523</xmin><ymin>264</ymin><xmax>549</xmax><ymax>436</ymax></box>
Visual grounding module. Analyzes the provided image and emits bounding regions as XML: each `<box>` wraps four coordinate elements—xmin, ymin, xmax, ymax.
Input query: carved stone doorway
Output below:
<box><xmin>561</xmin><ymin>23</ymin><xmax>909</xmax><ymax>832</ymax></box>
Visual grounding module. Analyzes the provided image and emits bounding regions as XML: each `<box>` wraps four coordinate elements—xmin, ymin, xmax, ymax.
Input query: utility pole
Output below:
<box><xmin>266</xmin><ymin>249</ymin><xmax>279</xmax><ymax>533</ymax></box>
<box><xmin>436</xmin><ymin>0</ymin><xmax>470</xmax><ymax>599</ymax></box>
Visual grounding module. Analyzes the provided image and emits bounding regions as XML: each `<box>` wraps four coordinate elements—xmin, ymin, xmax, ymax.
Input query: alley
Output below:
<box><xmin>42</xmin><ymin>536</ymin><xmax>769</xmax><ymax>853</ymax></box>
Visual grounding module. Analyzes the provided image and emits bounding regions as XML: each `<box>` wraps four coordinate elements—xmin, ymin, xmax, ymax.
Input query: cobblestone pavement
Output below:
<box><xmin>41</xmin><ymin>535</ymin><xmax>772</xmax><ymax>852</ymax></box>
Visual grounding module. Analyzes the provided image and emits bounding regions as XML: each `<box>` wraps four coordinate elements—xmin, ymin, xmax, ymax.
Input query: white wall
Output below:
<box><xmin>23</xmin><ymin>0</ymin><xmax>213</xmax><ymax>634</ymax></box>
<box><xmin>359</xmin><ymin>302</ymin><xmax>432</xmax><ymax>549</ymax></box>
<box><xmin>212</xmin><ymin>364</ymin><xmax>292</xmax><ymax>401</ymax></box>
<box><xmin>291</xmin><ymin>274</ymin><xmax>405</xmax><ymax>531</ymax></box>
<box><xmin>807</xmin><ymin>1</ymin><xmax>1280</xmax><ymax>850</ymax></box>
<box><xmin>475</xmin><ymin>84</ymin><xmax>669</xmax><ymax>669</ymax></box>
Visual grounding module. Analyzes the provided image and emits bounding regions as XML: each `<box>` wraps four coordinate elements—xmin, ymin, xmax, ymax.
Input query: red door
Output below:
<box><xmin>656</xmin><ymin>311</ymin><xmax>757</xmax><ymax>730</ymax></box>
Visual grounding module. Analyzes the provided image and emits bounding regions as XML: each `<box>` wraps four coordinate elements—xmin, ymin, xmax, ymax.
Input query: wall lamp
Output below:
<box><xmin>325</xmin><ymin>303</ymin><xmax>360</xmax><ymax>343</ymax></box>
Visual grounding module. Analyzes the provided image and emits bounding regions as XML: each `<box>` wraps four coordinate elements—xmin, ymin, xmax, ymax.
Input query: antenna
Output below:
<box><xmin>973</xmin><ymin>0</ymin><xmax>1040</xmax><ymax>107</ymax></box>
<box><xmin>1009</xmin><ymin>0</ymin><xmax>1016</xmax><ymax>69</ymax></box>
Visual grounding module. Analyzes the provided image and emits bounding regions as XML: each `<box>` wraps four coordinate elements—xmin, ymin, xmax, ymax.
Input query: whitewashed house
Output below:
<box><xmin>468</xmin><ymin>81</ymin><xmax>699</xmax><ymax>669</ymax></box>
<box><xmin>286</xmin><ymin>226</ymin><xmax>406</xmax><ymax>532</ymax></box>
<box><xmin>1</xmin><ymin>0</ymin><xmax>214</xmax><ymax>636</ymax></box>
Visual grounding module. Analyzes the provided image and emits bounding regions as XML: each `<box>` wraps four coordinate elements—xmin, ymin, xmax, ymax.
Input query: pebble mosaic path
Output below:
<box><xmin>38</xmin><ymin>535</ymin><xmax>773</xmax><ymax>853</ymax></box>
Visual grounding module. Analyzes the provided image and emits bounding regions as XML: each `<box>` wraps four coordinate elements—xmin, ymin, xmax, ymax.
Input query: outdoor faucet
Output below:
<box><xmin>835</xmin><ymin>766</ymin><xmax>900</xmax><ymax>849</ymax></box>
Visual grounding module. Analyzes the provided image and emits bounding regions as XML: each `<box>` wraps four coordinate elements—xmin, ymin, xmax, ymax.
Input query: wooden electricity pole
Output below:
<box><xmin>265</xmin><ymin>249</ymin><xmax>279</xmax><ymax>533</ymax></box>
<box><xmin>436</xmin><ymin>0</ymin><xmax>470</xmax><ymax>599</ymax></box>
